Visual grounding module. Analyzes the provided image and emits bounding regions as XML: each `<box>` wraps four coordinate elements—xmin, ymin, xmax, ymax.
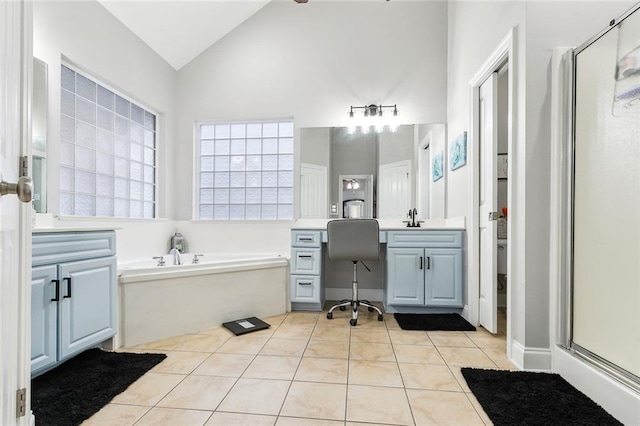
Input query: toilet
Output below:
<box><xmin>497</xmin><ymin>239</ymin><xmax>508</xmax><ymax>275</ymax></box>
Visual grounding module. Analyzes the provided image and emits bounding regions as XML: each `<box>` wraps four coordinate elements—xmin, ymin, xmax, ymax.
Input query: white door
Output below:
<box><xmin>478</xmin><ymin>72</ymin><xmax>498</xmax><ymax>333</ymax></box>
<box><xmin>300</xmin><ymin>163</ymin><xmax>327</xmax><ymax>218</ymax></box>
<box><xmin>378</xmin><ymin>160</ymin><xmax>411</xmax><ymax>218</ymax></box>
<box><xmin>1</xmin><ymin>1</ymin><xmax>32</xmax><ymax>424</ymax></box>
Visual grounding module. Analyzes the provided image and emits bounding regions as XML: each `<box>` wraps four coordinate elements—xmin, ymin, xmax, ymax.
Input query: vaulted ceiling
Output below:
<box><xmin>97</xmin><ymin>1</ymin><xmax>273</xmax><ymax>70</ymax></box>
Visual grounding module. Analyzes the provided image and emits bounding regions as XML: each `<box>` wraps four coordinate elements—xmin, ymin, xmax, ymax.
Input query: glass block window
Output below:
<box><xmin>196</xmin><ymin>121</ymin><xmax>294</xmax><ymax>220</ymax></box>
<box><xmin>60</xmin><ymin>64</ymin><xmax>156</xmax><ymax>218</ymax></box>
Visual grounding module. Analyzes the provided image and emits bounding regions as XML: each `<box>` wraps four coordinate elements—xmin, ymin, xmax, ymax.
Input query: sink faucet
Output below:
<box><xmin>169</xmin><ymin>248</ymin><xmax>182</xmax><ymax>265</ymax></box>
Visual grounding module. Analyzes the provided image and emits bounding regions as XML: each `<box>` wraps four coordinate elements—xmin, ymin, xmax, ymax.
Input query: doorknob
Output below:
<box><xmin>0</xmin><ymin>176</ymin><xmax>33</xmax><ymax>202</ymax></box>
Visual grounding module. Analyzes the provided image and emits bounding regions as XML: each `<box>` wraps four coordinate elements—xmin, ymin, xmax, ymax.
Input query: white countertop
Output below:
<box><xmin>292</xmin><ymin>217</ymin><xmax>466</xmax><ymax>230</ymax></box>
<box><xmin>33</xmin><ymin>227</ymin><xmax>118</xmax><ymax>233</ymax></box>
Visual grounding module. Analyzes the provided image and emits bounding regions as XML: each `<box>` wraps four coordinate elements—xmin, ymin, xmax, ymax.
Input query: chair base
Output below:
<box><xmin>326</xmin><ymin>299</ymin><xmax>384</xmax><ymax>326</ymax></box>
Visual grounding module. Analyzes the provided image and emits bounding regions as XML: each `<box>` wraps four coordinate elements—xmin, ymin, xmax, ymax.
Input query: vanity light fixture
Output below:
<box><xmin>348</xmin><ymin>103</ymin><xmax>399</xmax><ymax>134</ymax></box>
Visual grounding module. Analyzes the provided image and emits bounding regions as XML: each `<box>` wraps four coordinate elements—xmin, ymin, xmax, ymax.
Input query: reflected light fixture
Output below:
<box><xmin>348</xmin><ymin>103</ymin><xmax>399</xmax><ymax>133</ymax></box>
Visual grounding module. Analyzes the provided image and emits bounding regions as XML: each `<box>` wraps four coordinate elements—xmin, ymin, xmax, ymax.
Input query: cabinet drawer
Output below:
<box><xmin>386</xmin><ymin>230</ymin><xmax>463</xmax><ymax>248</ymax></box>
<box><xmin>291</xmin><ymin>248</ymin><xmax>322</xmax><ymax>275</ymax></box>
<box><xmin>291</xmin><ymin>275</ymin><xmax>320</xmax><ymax>303</ymax></box>
<box><xmin>33</xmin><ymin>231</ymin><xmax>116</xmax><ymax>266</ymax></box>
<box><xmin>291</xmin><ymin>230</ymin><xmax>322</xmax><ymax>248</ymax></box>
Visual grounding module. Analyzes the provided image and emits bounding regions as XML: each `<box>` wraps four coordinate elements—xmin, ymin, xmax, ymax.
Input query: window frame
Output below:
<box><xmin>193</xmin><ymin>118</ymin><xmax>295</xmax><ymax>221</ymax></box>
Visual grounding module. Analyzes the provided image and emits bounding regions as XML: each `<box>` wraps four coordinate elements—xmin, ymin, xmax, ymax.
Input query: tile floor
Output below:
<box><xmin>84</xmin><ymin>307</ymin><xmax>514</xmax><ymax>425</ymax></box>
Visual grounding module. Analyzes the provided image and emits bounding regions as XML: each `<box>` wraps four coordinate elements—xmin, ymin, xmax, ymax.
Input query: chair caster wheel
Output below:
<box><xmin>327</xmin><ymin>312</ymin><xmax>333</xmax><ymax>320</ymax></box>
<box><xmin>368</xmin><ymin>307</ymin><xmax>374</xmax><ymax>312</ymax></box>
<box><xmin>339</xmin><ymin>306</ymin><xmax>346</xmax><ymax>311</ymax></box>
<box><xmin>350</xmin><ymin>319</ymin><xmax>357</xmax><ymax>326</ymax></box>
<box><xmin>377</xmin><ymin>314</ymin><xmax>383</xmax><ymax>321</ymax></box>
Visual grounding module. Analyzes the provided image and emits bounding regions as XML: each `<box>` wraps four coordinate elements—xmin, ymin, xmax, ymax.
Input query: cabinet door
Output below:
<box><xmin>58</xmin><ymin>256</ymin><xmax>117</xmax><ymax>361</ymax></box>
<box><xmin>387</xmin><ymin>248</ymin><xmax>424</xmax><ymax>306</ymax></box>
<box><xmin>425</xmin><ymin>249</ymin><xmax>463</xmax><ymax>307</ymax></box>
<box><xmin>31</xmin><ymin>265</ymin><xmax>58</xmax><ymax>375</ymax></box>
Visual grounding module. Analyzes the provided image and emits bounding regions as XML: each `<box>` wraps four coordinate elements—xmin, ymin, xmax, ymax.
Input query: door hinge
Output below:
<box><xmin>20</xmin><ymin>156</ymin><xmax>29</xmax><ymax>178</ymax></box>
<box><xmin>16</xmin><ymin>388</ymin><xmax>26</xmax><ymax>417</ymax></box>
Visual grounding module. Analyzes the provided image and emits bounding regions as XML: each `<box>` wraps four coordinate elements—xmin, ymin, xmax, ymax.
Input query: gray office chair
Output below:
<box><xmin>326</xmin><ymin>219</ymin><xmax>384</xmax><ymax>326</ymax></box>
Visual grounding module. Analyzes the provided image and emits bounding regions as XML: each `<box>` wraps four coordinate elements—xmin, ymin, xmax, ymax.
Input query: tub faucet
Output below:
<box><xmin>169</xmin><ymin>248</ymin><xmax>182</xmax><ymax>265</ymax></box>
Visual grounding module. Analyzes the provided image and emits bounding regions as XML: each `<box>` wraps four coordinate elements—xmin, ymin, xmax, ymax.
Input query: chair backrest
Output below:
<box><xmin>327</xmin><ymin>219</ymin><xmax>379</xmax><ymax>261</ymax></box>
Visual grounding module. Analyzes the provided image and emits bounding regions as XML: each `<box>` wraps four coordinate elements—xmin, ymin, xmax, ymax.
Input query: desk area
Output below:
<box><xmin>290</xmin><ymin>219</ymin><xmax>465</xmax><ymax>314</ymax></box>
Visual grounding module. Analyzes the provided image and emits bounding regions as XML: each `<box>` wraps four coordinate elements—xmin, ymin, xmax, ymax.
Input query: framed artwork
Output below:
<box><xmin>432</xmin><ymin>151</ymin><xmax>443</xmax><ymax>182</ymax></box>
<box><xmin>450</xmin><ymin>131</ymin><xmax>467</xmax><ymax>171</ymax></box>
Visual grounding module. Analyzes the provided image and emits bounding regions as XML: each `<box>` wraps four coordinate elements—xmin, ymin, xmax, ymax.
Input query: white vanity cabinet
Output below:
<box><xmin>31</xmin><ymin>231</ymin><xmax>117</xmax><ymax>377</ymax></box>
<box><xmin>290</xmin><ymin>230</ymin><xmax>324</xmax><ymax>311</ymax></box>
<box><xmin>385</xmin><ymin>230</ymin><xmax>464</xmax><ymax>312</ymax></box>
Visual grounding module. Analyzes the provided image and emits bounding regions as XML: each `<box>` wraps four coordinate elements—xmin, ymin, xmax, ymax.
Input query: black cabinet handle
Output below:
<box><xmin>51</xmin><ymin>279</ymin><xmax>60</xmax><ymax>302</ymax></box>
<box><xmin>299</xmin><ymin>281</ymin><xmax>313</xmax><ymax>286</ymax></box>
<box><xmin>63</xmin><ymin>277</ymin><xmax>72</xmax><ymax>298</ymax></box>
<box><xmin>299</xmin><ymin>237</ymin><xmax>313</xmax><ymax>241</ymax></box>
<box><xmin>427</xmin><ymin>257</ymin><xmax>431</xmax><ymax>270</ymax></box>
<box><xmin>419</xmin><ymin>257</ymin><xmax>423</xmax><ymax>270</ymax></box>
<box><xmin>298</xmin><ymin>255</ymin><xmax>312</xmax><ymax>258</ymax></box>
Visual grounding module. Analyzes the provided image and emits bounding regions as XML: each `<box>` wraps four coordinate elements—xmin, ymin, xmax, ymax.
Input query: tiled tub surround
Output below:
<box><xmin>87</xmin><ymin>309</ymin><xmax>513</xmax><ymax>425</ymax></box>
<box><xmin>118</xmin><ymin>254</ymin><xmax>288</xmax><ymax>347</ymax></box>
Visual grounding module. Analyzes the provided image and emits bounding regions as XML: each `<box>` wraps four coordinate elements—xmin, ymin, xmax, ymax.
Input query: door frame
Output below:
<box><xmin>1</xmin><ymin>0</ymin><xmax>33</xmax><ymax>424</ymax></box>
<box><xmin>468</xmin><ymin>27</ymin><xmax>516</xmax><ymax>357</ymax></box>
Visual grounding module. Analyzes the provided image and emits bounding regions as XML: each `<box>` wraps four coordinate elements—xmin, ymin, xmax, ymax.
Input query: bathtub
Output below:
<box><xmin>117</xmin><ymin>253</ymin><xmax>288</xmax><ymax>347</ymax></box>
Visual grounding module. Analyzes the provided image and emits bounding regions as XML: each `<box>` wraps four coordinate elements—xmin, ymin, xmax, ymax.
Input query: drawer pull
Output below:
<box><xmin>63</xmin><ymin>277</ymin><xmax>72</xmax><ymax>298</ymax></box>
<box><xmin>51</xmin><ymin>279</ymin><xmax>60</xmax><ymax>302</ymax></box>
<box><xmin>427</xmin><ymin>257</ymin><xmax>431</xmax><ymax>270</ymax></box>
<box><xmin>298</xmin><ymin>255</ymin><xmax>313</xmax><ymax>258</ymax></box>
<box><xmin>299</xmin><ymin>281</ymin><xmax>313</xmax><ymax>286</ymax></box>
<box><xmin>419</xmin><ymin>256</ymin><xmax>423</xmax><ymax>270</ymax></box>
<box><xmin>298</xmin><ymin>237</ymin><xmax>314</xmax><ymax>241</ymax></box>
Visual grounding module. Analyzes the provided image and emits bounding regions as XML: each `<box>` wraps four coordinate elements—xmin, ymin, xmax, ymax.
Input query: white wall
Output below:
<box><xmin>176</xmin><ymin>0</ymin><xmax>449</xmax><ymax>221</ymax></box>
<box><xmin>33</xmin><ymin>0</ymin><xmax>178</xmax><ymax>260</ymax></box>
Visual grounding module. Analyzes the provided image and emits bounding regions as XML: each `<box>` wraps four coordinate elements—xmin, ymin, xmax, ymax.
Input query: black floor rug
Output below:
<box><xmin>31</xmin><ymin>348</ymin><xmax>166</xmax><ymax>426</ymax></box>
<box><xmin>394</xmin><ymin>313</ymin><xmax>476</xmax><ymax>331</ymax></box>
<box><xmin>461</xmin><ymin>368</ymin><xmax>622</xmax><ymax>426</ymax></box>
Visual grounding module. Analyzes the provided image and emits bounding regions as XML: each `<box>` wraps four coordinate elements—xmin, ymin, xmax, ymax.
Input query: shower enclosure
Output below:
<box><xmin>565</xmin><ymin>4</ymin><xmax>640</xmax><ymax>389</ymax></box>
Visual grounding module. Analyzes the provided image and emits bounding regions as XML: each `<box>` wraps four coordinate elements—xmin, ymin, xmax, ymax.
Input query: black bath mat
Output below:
<box><xmin>461</xmin><ymin>368</ymin><xmax>622</xmax><ymax>425</ymax></box>
<box><xmin>393</xmin><ymin>313</ymin><xmax>475</xmax><ymax>331</ymax></box>
<box><xmin>31</xmin><ymin>348</ymin><xmax>166</xmax><ymax>426</ymax></box>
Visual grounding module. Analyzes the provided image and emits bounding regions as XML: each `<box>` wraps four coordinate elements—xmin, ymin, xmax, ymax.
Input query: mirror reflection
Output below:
<box><xmin>32</xmin><ymin>57</ymin><xmax>48</xmax><ymax>213</ymax></box>
<box><xmin>300</xmin><ymin>123</ymin><xmax>446</xmax><ymax>220</ymax></box>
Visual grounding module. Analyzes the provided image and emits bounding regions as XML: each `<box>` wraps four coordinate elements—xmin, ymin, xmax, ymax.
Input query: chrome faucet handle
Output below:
<box><xmin>152</xmin><ymin>256</ymin><xmax>165</xmax><ymax>266</ymax></box>
<box><xmin>192</xmin><ymin>254</ymin><xmax>204</xmax><ymax>264</ymax></box>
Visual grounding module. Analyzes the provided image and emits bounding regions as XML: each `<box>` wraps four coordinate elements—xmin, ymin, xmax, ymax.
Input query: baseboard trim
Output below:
<box><xmin>325</xmin><ymin>288</ymin><xmax>383</xmax><ymax>302</ymax></box>
<box><xmin>511</xmin><ymin>340</ymin><xmax>552</xmax><ymax>371</ymax></box>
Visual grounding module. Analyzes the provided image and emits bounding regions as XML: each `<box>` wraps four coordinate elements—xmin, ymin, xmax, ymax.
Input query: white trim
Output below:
<box><xmin>553</xmin><ymin>346</ymin><xmax>640</xmax><ymax>425</ymax></box>
<box><xmin>511</xmin><ymin>340</ymin><xmax>552</xmax><ymax>371</ymax></box>
<box><xmin>467</xmin><ymin>27</ymin><xmax>516</xmax><ymax>361</ymax></box>
<box><xmin>325</xmin><ymin>288</ymin><xmax>383</xmax><ymax>303</ymax></box>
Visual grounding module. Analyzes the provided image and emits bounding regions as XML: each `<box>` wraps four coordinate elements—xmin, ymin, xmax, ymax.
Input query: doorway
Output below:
<box><xmin>468</xmin><ymin>28</ymin><xmax>515</xmax><ymax>358</ymax></box>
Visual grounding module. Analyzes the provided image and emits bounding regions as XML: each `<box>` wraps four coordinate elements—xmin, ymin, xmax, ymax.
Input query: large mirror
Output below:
<box><xmin>32</xmin><ymin>57</ymin><xmax>48</xmax><ymax>213</ymax></box>
<box><xmin>300</xmin><ymin>123</ymin><xmax>446</xmax><ymax>220</ymax></box>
